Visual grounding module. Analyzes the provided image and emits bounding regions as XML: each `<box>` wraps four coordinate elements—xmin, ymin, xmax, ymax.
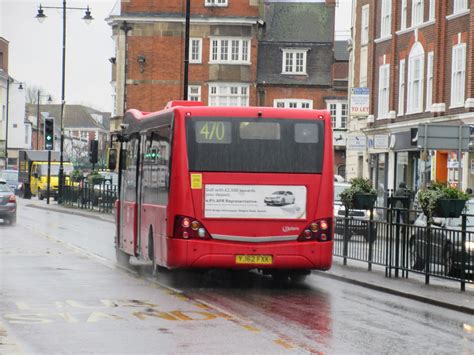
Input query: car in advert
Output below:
<box><xmin>264</xmin><ymin>191</ymin><xmax>296</xmax><ymax>206</ymax></box>
<box><xmin>0</xmin><ymin>169</ymin><xmax>20</xmax><ymax>195</ymax></box>
<box><xmin>0</xmin><ymin>179</ymin><xmax>17</xmax><ymax>225</ymax></box>
<box><xmin>334</xmin><ymin>182</ymin><xmax>377</xmax><ymax>242</ymax></box>
<box><xmin>410</xmin><ymin>201</ymin><xmax>474</xmax><ymax>276</ymax></box>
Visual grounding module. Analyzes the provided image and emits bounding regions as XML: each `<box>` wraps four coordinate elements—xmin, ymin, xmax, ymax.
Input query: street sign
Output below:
<box><xmin>374</xmin><ymin>134</ymin><xmax>389</xmax><ymax>149</ymax></box>
<box><xmin>350</xmin><ymin>87</ymin><xmax>370</xmax><ymax>117</ymax></box>
<box><xmin>417</xmin><ymin>124</ymin><xmax>470</xmax><ymax>151</ymax></box>
<box><xmin>347</xmin><ymin>135</ymin><xmax>366</xmax><ymax>150</ymax></box>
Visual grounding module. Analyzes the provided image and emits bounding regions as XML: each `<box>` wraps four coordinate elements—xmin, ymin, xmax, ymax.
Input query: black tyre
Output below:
<box><xmin>290</xmin><ymin>273</ymin><xmax>308</xmax><ymax>284</ymax></box>
<box><xmin>115</xmin><ymin>247</ymin><xmax>130</xmax><ymax>266</ymax></box>
<box><xmin>410</xmin><ymin>241</ymin><xmax>424</xmax><ymax>271</ymax></box>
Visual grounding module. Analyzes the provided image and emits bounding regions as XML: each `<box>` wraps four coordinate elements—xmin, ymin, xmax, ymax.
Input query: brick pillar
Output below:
<box><xmin>433</xmin><ymin>0</ymin><xmax>447</xmax><ymax>115</ymax></box>
<box><xmin>389</xmin><ymin>0</ymin><xmax>398</xmax><ymax>119</ymax></box>
<box><xmin>466</xmin><ymin>0</ymin><xmax>474</xmax><ymax>110</ymax></box>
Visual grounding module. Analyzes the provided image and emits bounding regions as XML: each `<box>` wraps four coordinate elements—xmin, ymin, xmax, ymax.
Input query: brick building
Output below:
<box><xmin>347</xmin><ymin>0</ymin><xmax>474</xmax><ymax>201</ymax></box>
<box><xmin>107</xmin><ymin>0</ymin><xmax>348</xmax><ymax>174</ymax></box>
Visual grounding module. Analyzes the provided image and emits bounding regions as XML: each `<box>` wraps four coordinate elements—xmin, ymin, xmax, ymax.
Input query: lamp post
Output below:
<box><xmin>36</xmin><ymin>90</ymin><xmax>52</xmax><ymax>150</ymax></box>
<box><xmin>5</xmin><ymin>78</ymin><xmax>23</xmax><ymax>169</ymax></box>
<box><xmin>36</xmin><ymin>1</ymin><xmax>93</xmax><ymax>203</ymax></box>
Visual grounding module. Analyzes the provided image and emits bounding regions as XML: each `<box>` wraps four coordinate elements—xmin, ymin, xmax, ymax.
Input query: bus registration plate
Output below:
<box><xmin>235</xmin><ymin>255</ymin><xmax>273</xmax><ymax>265</ymax></box>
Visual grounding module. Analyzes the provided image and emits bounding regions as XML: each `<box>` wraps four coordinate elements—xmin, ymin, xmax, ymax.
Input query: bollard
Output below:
<box><xmin>461</xmin><ymin>214</ymin><xmax>466</xmax><ymax>292</ymax></box>
<box><xmin>343</xmin><ymin>207</ymin><xmax>349</xmax><ymax>266</ymax></box>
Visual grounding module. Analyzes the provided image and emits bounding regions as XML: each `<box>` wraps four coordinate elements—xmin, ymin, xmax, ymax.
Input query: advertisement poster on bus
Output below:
<box><xmin>204</xmin><ymin>185</ymin><xmax>307</xmax><ymax>219</ymax></box>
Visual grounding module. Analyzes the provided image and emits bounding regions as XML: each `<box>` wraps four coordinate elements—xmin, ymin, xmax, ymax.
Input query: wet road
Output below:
<box><xmin>1</xmin><ymin>200</ymin><xmax>473</xmax><ymax>354</ymax></box>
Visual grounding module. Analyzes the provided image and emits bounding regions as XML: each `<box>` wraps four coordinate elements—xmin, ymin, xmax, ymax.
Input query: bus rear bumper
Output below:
<box><xmin>166</xmin><ymin>239</ymin><xmax>333</xmax><ymax>270</ymax></box>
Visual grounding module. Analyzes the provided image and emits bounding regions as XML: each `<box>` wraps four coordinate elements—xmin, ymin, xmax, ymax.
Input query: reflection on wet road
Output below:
<box><xmin>1</xmin><ymin>200</ymin><xmax>473</xmax><ymax>354</ymax></box>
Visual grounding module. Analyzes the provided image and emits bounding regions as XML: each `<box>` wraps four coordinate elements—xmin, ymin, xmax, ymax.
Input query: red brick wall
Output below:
<box><xmin>359</xmin><ymin>0</ymin><xmax>473</xmax><ymax>126</ymax></box>
<box><xmin>121</xmin><ymin>0</ymin><xmax>259</xmax><ymax>17</ymax></box>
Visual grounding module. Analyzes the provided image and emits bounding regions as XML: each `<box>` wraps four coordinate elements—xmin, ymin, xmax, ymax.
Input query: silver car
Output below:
<box><xmin>0</xmin><ymin>180</ymin><xmax>17</xmax><ymax>225</ymax></box>
<box><xmin>264</xmin><ymin>191</ymin><xmax>295</xmax><ymax>206</ymax></box>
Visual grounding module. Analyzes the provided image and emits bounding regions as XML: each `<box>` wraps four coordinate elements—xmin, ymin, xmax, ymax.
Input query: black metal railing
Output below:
<box><xmin>62</xmin><ymin>179</ymin><xmax>117</xmax><ymax>213</ymax></box>
<box><xmin>334</xmin><ymin>202</ymin><xmax>474</xmax><ymax>291</ymax></box>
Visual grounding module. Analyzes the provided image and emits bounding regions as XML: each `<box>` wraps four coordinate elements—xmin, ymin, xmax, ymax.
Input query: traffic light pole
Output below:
<box><xmin>46</xmin><ymin>150</ymin><xmax>51</xmax><ymax>205</ymax></box>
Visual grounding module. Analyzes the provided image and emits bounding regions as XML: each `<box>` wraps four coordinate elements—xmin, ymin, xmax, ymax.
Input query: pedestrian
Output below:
<box><xmin>394</xmin><ymin>182</ymin><xmax>409</xmax><ymax>223</ymax></box>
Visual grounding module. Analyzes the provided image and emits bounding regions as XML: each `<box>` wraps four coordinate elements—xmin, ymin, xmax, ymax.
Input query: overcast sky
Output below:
<box><xmin>1</xmin><ymin>0</ymin><xmax>351</xmax><ymax>114</ymax></box>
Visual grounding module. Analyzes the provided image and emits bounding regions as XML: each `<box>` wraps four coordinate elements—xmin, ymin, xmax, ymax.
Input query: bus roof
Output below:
<box><xmin>123</xmin><ymin>103</ymin><xmax>330</xmax><ymax>134</ymax></box>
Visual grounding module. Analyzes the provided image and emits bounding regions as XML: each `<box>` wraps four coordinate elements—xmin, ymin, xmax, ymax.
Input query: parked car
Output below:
<box><xmin>0</xmin><ymin>169</ymin><xmax>19</xmax><ymax>195</ymax></box>
<box><xmin>334</xmin><ymin>182</ymin><xmax>378</xmax><ymax>242</ymax></box>
<box><xmin>264</xmin><ymin>191</ymin><xmax>295</xmax><ymax>206</ymax></box>
<box><xmin>0</xmin><ymin>179</ymin><xmax>17</xmax><ymax>225</ymax></box>
<box><xmin>410</xmin><ymin>201</ymin><xmax>474</xmax><ymax>276</ymax></box>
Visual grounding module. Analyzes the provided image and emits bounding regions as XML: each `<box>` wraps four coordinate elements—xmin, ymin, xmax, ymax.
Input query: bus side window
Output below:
<box><xmin>143</xmin><ymin>126</ymin><xmax>171</xmax><ymax>206</ymax></box>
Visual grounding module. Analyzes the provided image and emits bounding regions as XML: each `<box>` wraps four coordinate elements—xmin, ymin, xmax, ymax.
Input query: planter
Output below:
<box><xmin>433</xmin><ymin>199</ymin><xmax>467</xmax><ymax>218</ymax></box>
<box><xmin>352</xmin><ymin>193</ymin><xmax>377</xmax><ymax>210</ymax></box>
<box><xmin>90</xmin><ymin>177</ymin><xmax>105</xmax><ymax>185</ymax></box>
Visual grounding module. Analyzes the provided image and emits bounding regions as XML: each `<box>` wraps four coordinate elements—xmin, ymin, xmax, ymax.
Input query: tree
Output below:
<box><xmin>25</xmin><ymin>85</ymin><xmax>53</xmax><ymax>104</ymax></box>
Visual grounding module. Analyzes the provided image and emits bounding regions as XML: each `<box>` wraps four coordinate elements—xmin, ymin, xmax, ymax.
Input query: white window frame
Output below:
<box><xmin>426</xmin><ymin>52</ymin><xmax>434</xmax><ymax>111</ymax></box>
<box><xmin>380</xmin><ymin>0</ymin><xmax>392</xmax><ymax>38</ymax></box>
<box><xmin>188</xmin><ymin>85</ymin><xmax>201</xmax><ymax>101</ymax></box>
<box><xmin>190</xmin><ymin>38</ymin><xmax>202</xmax><ymax>64</ymax></box>
<box><xmin>378</xmin><ymin>64</ymin><xmax>390</xmax><ymax>119</ymax></box>
<box><xmin>400</xmin><ymin>0</ymin><xmax>407</xmax><ymax>30</ymax></box>
<box><xmin>208</xmin><ymin>83</ymin><xmax>249</xmax><ymax>107</ymax></box>
<box><xmin>205</xmin><ymin>0</ymin><xmax>227</xmax><ymax>7</ymax></box>
<box><xmin>398</xmin><ymin>59</ymin><xmax>405</xmax><ymax>116</ymax></box>
<box><xmin>412</xmin><ymin>0</ymin><xmax>424</xmax><ymax>26</ymax></box>
<box><xmin>360</xmin><ymin>46</ymin><xmax>368</xmax><ymax>87</ymax></box>
<box><xmin>281</xmin><ymin>49</ymin><xmax>308</xmax><ymax>75</ymax></box>
<box><xmin>326</xmin><ymin>100</ymin><xmax>348</xmax><ymax>129</ymax></box>
<box><xmin>453</xmin><ymin>0</ymin><xmax>468</xmax><ymax>14</ymax></box>
<box><xmin>209</xmin><ymin>37</ymin><xmax>251</xmax><ymax>65</ymax></box>
<box><xmin>450</xmin><ymin>43</ymin><xmax>466</xmax><ymax>108</ymax></box>
<box><xmin>428</xmin><ymin>0</ymin><xmax>435</xmax><ymax>21</ymax></box>
<box><xmin>407</xmin><ymin>42</ymin><xmax>425</xmax><ymax>114</ymax></box>
<box><xmin>361</xmin><ymin>5</ymin><xmax>369</xmax><ymax>45</ymax></box>
<box><xmin>274</xmin><ymin>99</ymin><xmax>313</xmax><ymax>109</ymax></box>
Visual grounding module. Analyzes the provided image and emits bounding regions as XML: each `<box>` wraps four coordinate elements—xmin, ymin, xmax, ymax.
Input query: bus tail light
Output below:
<box><xmin>174</xmin><ymin>216</ymin><xmax>211</xmax><ymax>239</ymax></box>
<box><xmin>298</xmin><ymin>219</ymin><xmax>332</xmax><ymax>242</ymax></box>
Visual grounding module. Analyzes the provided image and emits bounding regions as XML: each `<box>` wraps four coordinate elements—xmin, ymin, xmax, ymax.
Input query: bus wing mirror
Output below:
<box><xmin>107</xmin><ymin>148</ymin><xmax>118</xmax><ymax>171</ymax></box>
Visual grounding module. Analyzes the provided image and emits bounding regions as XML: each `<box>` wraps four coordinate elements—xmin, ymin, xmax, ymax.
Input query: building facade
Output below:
<box><xmin>107</xmin><ymin>0</ymin><xmax>349</xmax><ymax>175</ymax></box>
<box><xmin>348</xmin><ymin>0</ymin><xmax>474</xmax><ymax>202</ymax></box>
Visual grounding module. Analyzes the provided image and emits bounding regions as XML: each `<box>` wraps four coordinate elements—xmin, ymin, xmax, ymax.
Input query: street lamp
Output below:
<box><xmin>5</xmin><ymin>78</ymin><xmax>23</xmax><ymax>169</ymax></box>
<box><xmin>35</xmin><ymin>1</ymin><xmax>93</xmax><ymax>203</ymax></box>
<box><xmin>36</xmin><ymin>91</ymin><xmax>53</xmax><ymax>150</ymax></box>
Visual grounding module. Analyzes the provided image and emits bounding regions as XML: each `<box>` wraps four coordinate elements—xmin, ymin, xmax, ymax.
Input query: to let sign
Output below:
<box><xmin>350</xmin><ymin>88</ymin><xmax>370</xmax><ymax>117</ymax></box>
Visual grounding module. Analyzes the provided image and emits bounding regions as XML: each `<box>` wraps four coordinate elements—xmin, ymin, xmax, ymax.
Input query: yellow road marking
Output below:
<box><xmin>274</xmin><ymin>338</ymin><xmax>295</xmax><ymax>349</ymax></box>
<box><xmin>464</xmin><ymin>324</ymin><xmax>474</xmax><ymax>334</ymax></box>
<box><xmin>241</xmin><ymin>324</ymin><xmax>261</xmax><ymax>333</ymax></box>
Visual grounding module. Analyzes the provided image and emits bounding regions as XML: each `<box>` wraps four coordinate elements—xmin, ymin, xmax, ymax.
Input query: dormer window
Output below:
<box><xmin>281</xmin><ymin>49</ymin><xmax>308</xmax><ymax>75</ymax></box>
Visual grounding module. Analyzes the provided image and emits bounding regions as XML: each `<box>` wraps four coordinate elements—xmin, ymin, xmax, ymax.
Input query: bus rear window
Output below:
<box><xmin>186</xmin><ymin>117</ymin><xmax>324</xmax><ymax>173</ymax></box>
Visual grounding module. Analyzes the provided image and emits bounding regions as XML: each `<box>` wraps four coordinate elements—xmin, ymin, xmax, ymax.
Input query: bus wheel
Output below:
<box><xmin>290</xmin><ymin>273</ymin><xmax>307</xmax><ymax>284</ymax></box>
<box><xmin>115</xmin><ymin>247</ymin><xmax>130</xmax><ymax>266</ymax></box>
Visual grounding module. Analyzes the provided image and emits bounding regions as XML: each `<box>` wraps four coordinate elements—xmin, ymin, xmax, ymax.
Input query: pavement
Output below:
<box><xmin>24</xmin><ymin>198</ymin><xmax>474</xmax><ymax>315</ymax></box>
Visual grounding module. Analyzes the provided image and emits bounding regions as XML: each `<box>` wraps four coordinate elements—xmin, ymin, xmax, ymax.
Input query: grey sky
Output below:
<box><xmin>1</xmin><ymin>0</ymin><xmax>351</xmax><ymax>114</ymax></box>
<box><xmin>0</xmin><ymin>0</ymin><xmax>116</xmax><ymax>113</ymax></box>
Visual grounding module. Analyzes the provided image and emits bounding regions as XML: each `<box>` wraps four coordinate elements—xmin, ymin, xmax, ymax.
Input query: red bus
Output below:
<box><xmin>114</xmin><ymin>101</ymin><xmax>334</xmax><ymax>281</ymax></box>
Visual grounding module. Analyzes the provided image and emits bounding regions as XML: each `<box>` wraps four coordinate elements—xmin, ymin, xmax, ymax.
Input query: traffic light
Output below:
<box><xmin>44</xmin><ymin>118</ymin><xmax>54</xmax><ymax>150</ymax></box>
<box><xmin>107</xmin><ymin>148</ymin><xmax>117</xmax><ymax>171</ymax></box>
<box><xmin>89</xmin><ymin>140</ymin><xmax>98</xmax><ymax>164</ymax></box>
